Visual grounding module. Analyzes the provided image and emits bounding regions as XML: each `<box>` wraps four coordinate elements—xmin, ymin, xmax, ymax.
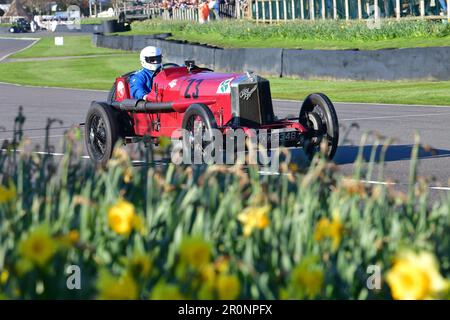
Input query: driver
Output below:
<box><xmin>130</xmin><ymin>46</ymin><xmax>162</xmax><ymax>100</ymax></box>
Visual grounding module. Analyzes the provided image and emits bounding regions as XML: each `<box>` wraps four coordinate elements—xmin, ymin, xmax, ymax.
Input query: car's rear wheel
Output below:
<box><xmin>107</xmin><ymin>84</ymin><xmax>116</xmax><ymax>104</ymax></box>
<box><xmin>181</xmin><ymin>104</ymin><xmax>218</xmax><ymax>164</ymax></box>
<box><xmin>299</xmin><ymin>93</ymin><xmax>339</xmax><ymax>160</ymax></box>
<box><xmin>85</xmin><ymin>102</ymin><xmax>120</xmax><ymax>166</ymax></box>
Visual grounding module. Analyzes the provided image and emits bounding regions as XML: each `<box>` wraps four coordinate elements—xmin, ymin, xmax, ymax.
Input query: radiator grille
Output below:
<box><xmin>231</xmin><ymin>75</ymin><xmax>275</xmax><ymax>127</ymax></box>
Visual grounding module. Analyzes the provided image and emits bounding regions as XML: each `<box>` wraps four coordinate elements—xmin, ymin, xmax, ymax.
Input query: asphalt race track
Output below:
<box><xmin>1</xmin><ymin>39</ymin><xmax>449</xmax><ymax>201</ymax></box>
<box><xmin>0</xmin><ymin>38</ymin><xmax>36</xmax><ymax>62</ymax></box>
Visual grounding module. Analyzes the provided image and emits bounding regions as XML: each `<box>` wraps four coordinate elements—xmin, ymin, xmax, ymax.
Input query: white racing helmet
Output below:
<box><xmin>140</xmin><ymin>46</ymin><xmax>162</xmax><ymax>71</ymax></box>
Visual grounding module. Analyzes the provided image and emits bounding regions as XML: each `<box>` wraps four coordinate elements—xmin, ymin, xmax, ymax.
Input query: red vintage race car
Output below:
<box><xmin>84</xmin><ymin>61</ymin><xmax>339</xmax><ymax>165</ymax></box>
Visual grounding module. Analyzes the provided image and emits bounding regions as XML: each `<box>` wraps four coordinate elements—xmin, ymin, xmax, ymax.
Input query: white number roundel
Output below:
<box><xmin>117</xmin><ymin>81</ymin><xmax>126</xmax><ymax>98</ymax></box>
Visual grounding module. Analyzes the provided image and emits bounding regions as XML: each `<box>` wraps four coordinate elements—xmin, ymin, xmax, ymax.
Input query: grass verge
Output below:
<box><xmin>0</xmin><ymin>54</ymin><xmax>138</xmax><ymax>90</ymax></box>
<box><xmin>2</xmin><ymin>32</ymin><xmax>450</xmax><ymax>105</ymax></box>
<box><xmin>128</xmin><ymin>19</ymin><xmax>450</xmax><ymax>50</ymax></box>
<box><xmin>81</xmin><ymin>17</ymin><xmax>111</xmax><ymax>25</ymax></box>
<box><xmin>10</xmin><ymin>36</ymin><xmax>131</xmax><ymax>59</ymax></box>
<box><xmin>0</xmin><ymin>55</ymin><xmax>449</xmax><ymax>105</ymax></box>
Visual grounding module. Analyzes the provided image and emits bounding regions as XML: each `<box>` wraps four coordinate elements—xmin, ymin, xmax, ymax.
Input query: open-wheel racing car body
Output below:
<box><xmin>85</xmin><ymin>61</ymin><xmax>339</xmax><ymax>165</ymax></box>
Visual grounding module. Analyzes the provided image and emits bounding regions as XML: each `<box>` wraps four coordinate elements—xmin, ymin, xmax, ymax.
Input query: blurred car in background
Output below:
<box><xmin>9</xmin><ymin>18</ymin><xmax>31</xmax><ymax>33</ymax></box>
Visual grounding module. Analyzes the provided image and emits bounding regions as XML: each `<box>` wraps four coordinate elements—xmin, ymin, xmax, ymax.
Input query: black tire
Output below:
<box><xmin>299</xmin><ymin>93</ymin><xmax>339</xmax><ymax>160</ymax></box>
<box><xmin>181</xmin><ymin>104</ymin><xmax>218</xmax><ymax>164</ymax></box>
<box><xmin>107</xmin><ymin>84</ymin><xmax>116</xmax><ymax>104</ymax></box>
<box><xmin>85</xmin><ymin>102</ymin><xmax>120</xmax><ymax>166</ymax></box>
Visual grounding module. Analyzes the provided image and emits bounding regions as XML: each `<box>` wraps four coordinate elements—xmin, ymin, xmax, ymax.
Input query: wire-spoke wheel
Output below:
<box><xmin>85</xmin><ymin>102</ymin><xmax>120</xmax><ymax>166</ymax></box>
<box><xmin>181</xmin><ymin>104</ymin><xmax>218</xmax><ymax>164</ymax></box>
<box><xmin>300</xmin><ymin>93</ymin><xmax>339</xmax><ymax>161</ymax></box>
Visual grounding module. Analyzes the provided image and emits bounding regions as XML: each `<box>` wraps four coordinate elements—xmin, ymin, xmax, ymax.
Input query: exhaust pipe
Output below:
<box><xmin>111</xmin><ymin>99</ymin><xmax>175</xmax><ymax>113</ymax></box>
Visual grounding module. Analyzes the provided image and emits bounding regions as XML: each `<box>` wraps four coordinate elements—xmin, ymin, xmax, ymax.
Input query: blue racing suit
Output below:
<box><xmin>129</xmin><ymin>68</ymin><xmax>154</xmax><ymax>100</ymax></box>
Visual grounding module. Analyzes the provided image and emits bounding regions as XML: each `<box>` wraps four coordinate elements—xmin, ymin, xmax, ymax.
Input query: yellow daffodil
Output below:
<box><xmin>198</xmin><ymin>283</ymin><xmax>215</xmax><ymax>300</ymax></box>
<box><xmin>214</xmin><ymin>256</ymin><xmax>230</xmax><ymax>274</ymax></box>
<box><xmin>108</xmin><ymin>199</ymin><xmax>137</xmax><ymax>236</ymax></box>
<box><xmin>123</xmin><ymin>167</ymin><xmax>133</xmax><ymax>184</ymax></box>
<box><xmin>150</xmin><ymin>281</ymin><xmax>184</xmax><ymax>300</ymax></box>
<box><xmin>132</xmin><ymin>215</ymin><xmax>146</xmax><ymax>235</ymax></box>
<box><xmin>158</xmin><ymin>136</ymin><xmax>171</xmax><ymax>149</ymax></box>
<box><xmin>0</xmin><ymin>270</ymin><xmax>9</xmax><ymax>285</ymax></box>
<box><xmin>314</xmin><ymin>218</ymin><xmax>330</xmax><ymax>241</ymax></box>
<box><xmin>237</xmin><ymin>205</ymin><xmax>270</xmax><ymax>237</ymax></box>
<box><xmin>97</xmin><ymin>269</ymin><xmax>139</xmax><ymax>300</ymax></box>
<box><xmin>386</xmin><ymin>250</ymin><xmax>449</xmax><ymax>300</ymax></box>
<box><xmin>216</xmin><ymin>274</ymin><xmax>240</xmax><ymax>300</ymax></box>
<box><xmin>283</xmin><ymin>256</ymin><xmax>324</xmax><ymax>299</ymax></box>
<box><xmin>0</xmin><ymin>182</ymin><xmax>16</xmax><ymax>204</ymax></box>
<box><xmin>56</xmin><ymin>230</ymin><xmax>80</xmax><ymax>248</ymax></box>
<box><xmin>200</xmin><ymin>263</ymin><xmax>217</xmax><ymax>286</ymax></box>
<box><xmin>126</xmin><ymin>252</ymin><xmax>153</xmax><ymax>278</ymax></box>
<box><xmin>314</xmin><ymin>210</ymin><xmax>344</xmax><ymax>250</ymax></box>
<box><xmin>179</xmin><ymin>236</ymin><xmax>212</xmax><ymax>270</ymax></box>
<box><xmin>288</xmin><ymin>163</ymin><xmax>299</xmax><ymax>173</ymax></box>
<box><xmin>291</xmin><ymin>264</ymin><xmax>324</xmax><ymax>298</ymax></box>
<box><xmin>109</xmin><ymin>147</ymin><xmax>130</xmax><ymax>167</ymax></box>
<box><xmin>18</xmin><ymin>225</ymin><xmax>57</xmax><ymax>267</ymax></box>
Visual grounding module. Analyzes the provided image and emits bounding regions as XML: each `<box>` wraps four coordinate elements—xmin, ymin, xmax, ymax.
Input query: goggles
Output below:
<box><xmin>144</xmin><ymin>55</ymin><xmax>162</xmax><ymax>64</ymax></box>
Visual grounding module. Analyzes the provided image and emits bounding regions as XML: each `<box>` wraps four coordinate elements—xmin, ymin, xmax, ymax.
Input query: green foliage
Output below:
<box><xmin>131</xmin><ymin>18</ymin><xmax>450</xmax><ymax>47</ymax></box>
<box><xmin>80</xmin><ymin>18</ymin><xmax>111</xmax><ymax>25</ymax></box>
<box><xmin>0</xmin><ymin>110</ymin><xmax>449</xmax><ymax>299</ymax></box>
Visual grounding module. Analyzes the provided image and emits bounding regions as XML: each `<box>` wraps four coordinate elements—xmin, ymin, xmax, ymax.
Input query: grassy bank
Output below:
<box><xmin>1</xmin><ymin>34</ymin><xmax>450</xmax><ymax>105</ymax></box>
<box><xmin>81</xmin><ymin>17</ymin><xmax>110</xmax><ymax>25</ymax></box>
<box><xmin>0</xmin><ymin>55</ymin><xmax>449</xmax><ymax>105</ymax></box>
<box><xmin>128</xmin><ymin>19</ymin><xmax>450</xmax><ymax>50</ymax></box>
<box><xmin>0</xmin><ymin>54</ymin><xmax>138</xmax><ymax>90</ymax></box>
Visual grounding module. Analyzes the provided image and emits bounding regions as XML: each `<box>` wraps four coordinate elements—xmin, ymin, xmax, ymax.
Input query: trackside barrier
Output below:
<box><xmin>92</xmin><ymin>33</ymin><xmax>450</xmax><ymax>81</ymax></box>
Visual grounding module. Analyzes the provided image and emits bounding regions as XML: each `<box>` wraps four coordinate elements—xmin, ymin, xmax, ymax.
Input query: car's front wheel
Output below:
<box><xmin>181</xmin><ymin>103</ymin><xmax>218</xmax><ymax>164</ymax></box>
<box><xmin>299</xmin><ymin>93</ymin><xmax>339</xmax><ymax>161</ymax></box>
<box><xmin>85</xmin><ymin>102</ymin><xmax>120</xmax><ymax>166</ymax></box>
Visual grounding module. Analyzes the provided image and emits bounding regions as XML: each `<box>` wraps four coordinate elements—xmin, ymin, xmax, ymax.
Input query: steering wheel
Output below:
<box><xmin>152</xmin><ymin>63</ymin><xmax>180</xmax><ymax>78</ymax></box>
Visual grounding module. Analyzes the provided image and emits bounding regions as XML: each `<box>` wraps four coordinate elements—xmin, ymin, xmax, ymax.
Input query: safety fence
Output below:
<box><xmin>116</xmin><ymin>0</ymin><xmax>450</xmax><ymax>22</ymax></box>
<box><xmin>160</xmin><ymin>7</ymin><xmax>199</xmax><ymax>20</ymax></box>
<box><xmin>153</xmin><ymin>4</ymin><xmax>245</xmax><ymax>21</ymax></box>
<box><xmin>116</xmin><ymin>2</ymin><xmax>246</xmax><ymax>22</ymax></box>
<box><xmin>252</xmin><ymin>0</ymin><xmax>450</xmax><ymax>21</ymax></box>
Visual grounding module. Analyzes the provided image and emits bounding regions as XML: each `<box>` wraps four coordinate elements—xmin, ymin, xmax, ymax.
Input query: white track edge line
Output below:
<box><xmin>1</xmin><ymin>148</ymin><xmax>449</xmax><ymax>192</ymax></box>
<box><xmin>0</xmin><ymin>38</ymin><xmax>40</xmax><ymax>62</ymax></box>
<box><xmin>274</xmin><ymin>99</ymin><xmax>450</xmax><ymax>108</ymax></box>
